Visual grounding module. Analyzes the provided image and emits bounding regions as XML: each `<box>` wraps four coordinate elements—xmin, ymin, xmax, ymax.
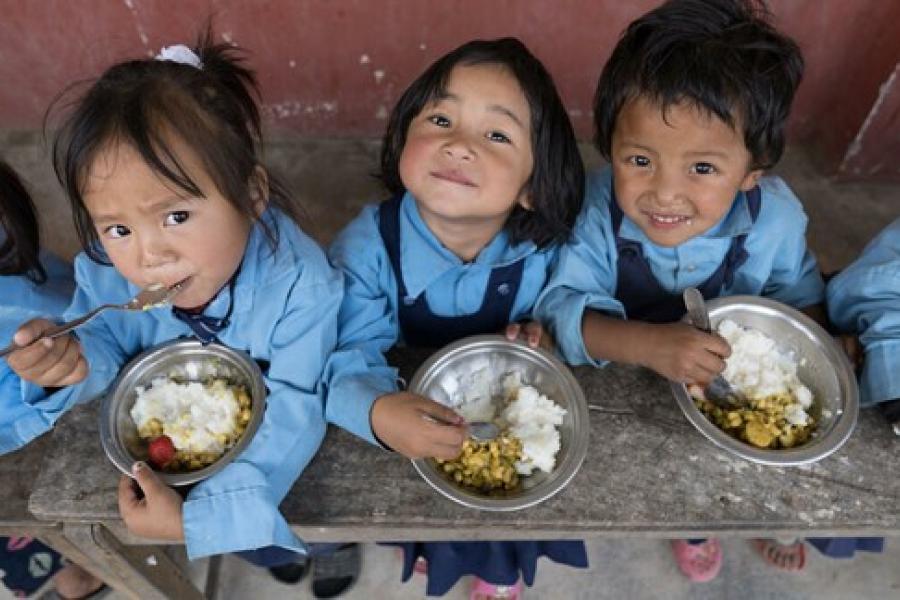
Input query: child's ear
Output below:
<box><xmin>249</xmin><ymin>166</ymin><xmax>270</xmax><ymax>217</ymax></box>
<box><xmin>516</xmin><ymin>188</ymin><xmax>533</xmax><ymax>211</ymax></box>
<box><xmin>739</xmin><ymin>168</ymin><xmax>764</xmax><ymax>192</ymax></box>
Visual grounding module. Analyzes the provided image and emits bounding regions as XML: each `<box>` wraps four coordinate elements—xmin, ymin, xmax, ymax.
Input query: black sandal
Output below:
<box><xmin>312</xmin><ymin>543</ymin><xmax>360</xmax><ymax>599</ymax></box>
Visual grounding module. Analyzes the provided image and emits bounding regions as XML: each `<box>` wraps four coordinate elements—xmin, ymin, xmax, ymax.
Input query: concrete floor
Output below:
<box><xmin>1</xmin><ymin>133</ymin><xmax>899</xmax><ymax>599</ymax></box>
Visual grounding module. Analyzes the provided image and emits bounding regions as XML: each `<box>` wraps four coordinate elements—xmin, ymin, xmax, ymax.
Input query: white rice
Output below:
<box><xmin>440</xmin><ymin>368</ymin><xmax>567</xmax><ymax>476</ymax></box>
<box><xmin>130</xmin><ymin>377</ymin><xmax>241</xmax><ymax>455</ymax></box>
<box><xmin>717</xmin><ymin>318</ymin><xmax>813</xmax><ymax>423</ymax></box>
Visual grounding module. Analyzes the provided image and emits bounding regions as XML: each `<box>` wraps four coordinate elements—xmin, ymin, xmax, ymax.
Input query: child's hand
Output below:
<box><xmin>371</xmin><ymin>391</ymin><xmax>466</xmax><ymax>460</ymax></box>
<box><xmin>838</xmin><ymin>334</ymin><xmax>863</xmax><ymax>370</ymax></box>
<box><xmin>504</xmin><ymin>321</ymin><xmax>556</xmax><ymax>353</ymax></box>
<box><xmin>6</xmin><ymin>319</ymin><xmax>88</xmax><ymax>387</ymax></box>
<box><xmin>118</xmin><ymin>462</ymin><xmax>185</xmax><ymax>542</ymax></box>
<box><xmin>641</xmin><ymin>322</ymin><xmax>731</xmax><ymax>384</ymax></box>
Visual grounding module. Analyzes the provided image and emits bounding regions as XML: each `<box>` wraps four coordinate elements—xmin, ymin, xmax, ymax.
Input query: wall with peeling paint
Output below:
<box><xmin>0</xmin><ymin>1</ymin><xmax>897</xmax><ymax>178</ymax></box>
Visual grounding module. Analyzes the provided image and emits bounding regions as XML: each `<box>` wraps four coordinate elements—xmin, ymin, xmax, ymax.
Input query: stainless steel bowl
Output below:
<box><xmin>410</xmin><ymin>335</ymin><xmax>589</xmax><ymax>511</ymax></box>
<box><xmin>672</xmin><ymin>296</ymin><xmax>858</xmax><ymax>466</ymax></box>
<box><xmin>100</xmin><ymin>339</ymin><xmax>267</xmax><ymax>486</ymax></box>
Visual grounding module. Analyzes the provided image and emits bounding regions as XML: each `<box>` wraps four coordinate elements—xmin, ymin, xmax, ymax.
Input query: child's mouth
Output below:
<box><xmin>431</xmin><ymin>169</ymin><xmax>476</xmax><ymax>187</ymax></box>
<box><xmin>645</xmin><ymin>212</ymin><xmax>693</xmax><ymax>229</ymax></box>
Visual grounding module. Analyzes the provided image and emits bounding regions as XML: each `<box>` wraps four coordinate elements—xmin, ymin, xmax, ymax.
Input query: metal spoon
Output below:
<box><xmin>682</xmin><ymin>288</ymin><xmax>749</xmax><ymax>409</ymax></box>
<box><xmin>0</xmin><ymin>283</ymin><xmax>182</xmax><ymax>358</ymax></box>
<box><xmin>422</xmin><ymin>413</ymin><xmax>500</xmax><ymax>442</ymax></box>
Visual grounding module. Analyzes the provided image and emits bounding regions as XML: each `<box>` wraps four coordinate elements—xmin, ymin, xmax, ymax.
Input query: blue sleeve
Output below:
<box><xmin>827</xmin><ymin>219</ymin><xmax>900</xmax><ymax>406</ymax></box>
<box><xmin>754</xmin><ymin>178</ymin><xmax>825</xmax><ymax>308</ymax></box>
<box><xmin>322</xmin><ymin>208</ymin><xmax>400</xmax><ymax>446</ymax></box>
<box><xmin>182</xmin><ymin>264</ymin><xmax>342</xmax><ymax>559</ymax></box>
<box><xmin>19</xmin><ymin>258</ymin><xmax>133</xmax><ymax>427</ymax></box>
<box><xmin>0</xmin><ymin>366</ymin><xmax>54</xmax><ymax>454</ymax></box>
<box><xmin>534</xmin><ymin>174</ymin><xmax>624</xmax><ymax>367</ymax></box>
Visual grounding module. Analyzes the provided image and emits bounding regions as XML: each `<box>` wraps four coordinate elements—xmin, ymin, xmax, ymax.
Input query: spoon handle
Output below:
<box><xmin>0</xmin><ymin>304</ymin><xmax>117</xmax><ymax>358</ymax></box>
<box><xmin>683</xmin><ymin>287</ymin><xmax>711</xmax><ymax>332</ymax></box>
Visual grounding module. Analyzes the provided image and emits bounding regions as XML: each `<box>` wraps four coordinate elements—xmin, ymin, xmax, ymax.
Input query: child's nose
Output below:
<box><xmin>442</xmin><ymin>134</ymin><xmax>475</xmax><ymax>161</ymax></box>
<box><xmin>652</xmin><ymin>167</ymin><xmax>682</xmax><ymax>204</ymax></box>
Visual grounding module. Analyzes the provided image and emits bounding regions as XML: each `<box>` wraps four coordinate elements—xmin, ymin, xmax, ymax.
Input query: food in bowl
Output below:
<box><xmin>434</xmin><ymin>369</ymin><xmax>567</xmax><ymax>492</ymax></box>
<box><xmin>690</xmin><ymin>319</ymin><xmax>817</xmax><ymax>449</ymax></box>
<box><xmin>130</xmin><ymin>376</ymin><xmax>252</xmax><ymax>471</ymax></box>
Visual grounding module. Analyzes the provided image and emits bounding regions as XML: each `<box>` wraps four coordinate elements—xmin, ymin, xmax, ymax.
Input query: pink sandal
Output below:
<box><xmin>671</xmin><ymin>539</ymin><xmax>723</xmax><ymax>582</ymax></box>
<box><xmin>470</xmin><ymin>577</ymin><xmax>523</xmax><ymax>600</ymax></box>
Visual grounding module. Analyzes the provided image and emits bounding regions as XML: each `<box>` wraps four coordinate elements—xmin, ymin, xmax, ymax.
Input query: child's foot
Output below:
<box><xmin>312</xmin><ymin>543</ymin><xmax>360</xmax><ymax>599</ymax></box>
<box><xmin>52</xmin><ymin>563</ymin><xmax>107</xmax><ymax>599</ymax></box>
<box><xmin>471</xmin><ymin>577</ymin><xmax>523</xmax><ymax>600</ymax></box>
<box><xmin>751</xmin><ymin>538</ymin><xmax>806</xmax><ymax>571</ymax></box>
<box><xmin>671</xmin><ymin>539</ymin><xmax>723</xmax><ymax>582</ymax></box>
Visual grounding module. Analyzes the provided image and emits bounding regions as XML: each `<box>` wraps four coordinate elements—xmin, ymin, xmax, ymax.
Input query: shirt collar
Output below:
<box><xmin>398</xmin><ymin>191</ymin><xmax>537</xmax><ymax>299</ymax></box>
<box><xmin>616</xmin><ymin>187</ymin><xmax>754</xmax><ymax>243</ymax></box>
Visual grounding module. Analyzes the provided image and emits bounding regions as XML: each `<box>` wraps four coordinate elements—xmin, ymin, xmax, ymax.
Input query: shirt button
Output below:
<box><xmin>497</xmin><ymin>283</ymin><xmax>510</xmax><ymax>296</ymax></box>
<box><xmin>686</xmin><ymin>265</ymin><xmax>696</xmax><ymax>272</ymax></box>
<box><xmin>403</xmin><ymin>296</ymin><xmax>416</xmax><ymax>306</ymax></box>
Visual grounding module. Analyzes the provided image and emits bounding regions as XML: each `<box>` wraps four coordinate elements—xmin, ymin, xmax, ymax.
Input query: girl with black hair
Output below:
<box><xmin>324</xmin><ymin>38</ymin><xmax>587</xmax><ymax>599</ymax></box>
<box><xmin>4</xmin><ymin>33</ymin><xmax>343</xmax><ymax>566</ymax></box>
<box><xmin>0</xmin><ymin>159</ymin><xmax>74</xmax><ymax>451</ymax></box>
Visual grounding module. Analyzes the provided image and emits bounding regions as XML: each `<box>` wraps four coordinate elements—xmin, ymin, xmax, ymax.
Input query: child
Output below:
<box><xmin>0</xmin><ymin>159</ymin><xmax>75</xmax><ymax>452</ymax></box>
<box><xmin>324</xmin><ymin>38</ymin><xmax>587</xmax><ymax>598</ymax></box>
<box><xmin>0</xmin><ymin>162</ymin><xmax>105</xmax><ymax>599</ymax></box>
<box><xmin>4</xmin><ymin>33</ymin><xmax>344</xmax><ymax>568</ymax></box>
<box><xmin>828</xmin><ymin>217</ymin><xmax>900</xmax><ymax>420</ymax></box>
<box><xmin>534</xmin><ymin>0</ymin><xmax>828</xmax><ymax>582</ymax></box>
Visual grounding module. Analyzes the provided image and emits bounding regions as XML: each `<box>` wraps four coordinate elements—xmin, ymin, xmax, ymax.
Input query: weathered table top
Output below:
<box><xmin>28</xmin><ymin>358</ymin><xmax>900</xmax><ymax>542</ymax></box>
<box><xmin>0</xmin><ymin>433</ymin><xmax>58</xmax><ymax>532</ymax></box>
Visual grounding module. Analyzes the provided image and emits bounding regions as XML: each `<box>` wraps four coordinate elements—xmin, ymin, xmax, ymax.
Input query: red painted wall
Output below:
<box><xmin>0</xmin><ymin>1</ymin><xmax>897</xmax><ymax>174</ymax></box>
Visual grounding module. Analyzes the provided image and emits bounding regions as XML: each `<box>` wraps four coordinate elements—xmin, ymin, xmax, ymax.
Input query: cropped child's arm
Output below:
<box><xmin>7</xmin><ymin>259</ymin><xmax>133</xmax><ymax>447</ymax></box>
<box><xmin>827</xmin><ymin>220</ymin><xmax>900</xmax><ymax>405</ymax></box>
<box><xmin>180</xmin><ymin>270</ymin><xmax>342</xmax><ymax>560</ymax></box>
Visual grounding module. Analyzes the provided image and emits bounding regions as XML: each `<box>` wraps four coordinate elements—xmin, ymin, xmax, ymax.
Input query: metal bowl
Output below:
<box><xmin>100</xmin><ymin>339</ymin><xmax>267</xmax><ymax>486</ymax></box>
<box><xmin>410</xmin><ymin>335</ymin><xmax>589</xmax><ymax>511</ymax></box>
<box><xmin>672</xmin><ymin>296</ymin><xmax>858</xmax><ymax>466</ymax></box>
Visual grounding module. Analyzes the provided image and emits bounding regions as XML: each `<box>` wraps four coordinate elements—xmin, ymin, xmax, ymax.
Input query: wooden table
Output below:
<box><xmin>26</xmin><ymin>361</ymin><xmax>900</xmax><ymax>598</ymax></box>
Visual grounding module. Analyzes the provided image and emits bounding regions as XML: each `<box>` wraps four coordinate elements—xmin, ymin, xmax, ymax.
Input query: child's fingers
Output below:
<box><xmin>12</xmin><ymin>319</ymin><xmax>53</xmax><ymax>347</ymax></box>
<box><xmin>504</xmin><ymin>323</ymin><xmax>522</xmax><ymax>341</ymax></box>
<box><xmin>13</xmin><ymin>335</ymin><xmax>68</xmax><ymax>374</ymax></box>
<box><xmin>418</xmin><ymin>399</ymin><xmax>464</xmax><ymax>426</ymax></box>
<box><xmin>705</xmin><ymin>332</ymin><xmax>732</xmax><ymax>358</ymax></box>
<box><xmin>430</xmin><ymin>441</ymin><xmax>465</xmax><ymax>461</ymax></box>
<box><xmin>131</xmin><ymin>461</ymin><xmax>165</xmax><ymax>499</ymax></box>
<box><xmin>117</xmin><ymin>473</ymin><xmax>142</xmax><ymax>517</ymax></box>
<box><xmin>39</xmin><ymin>336</ymin><xmax>84</xmax><ymax>385</ymax></box>
<box><xmin>522</xmin><ymin>321</ymin><xmax>543</xmax><ymax>348</ymax></box>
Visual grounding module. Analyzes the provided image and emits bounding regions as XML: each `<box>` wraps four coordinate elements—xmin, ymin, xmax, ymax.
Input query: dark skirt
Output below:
<box><xmin>0</xmin><ymin>536</ymin><xmax>64</xmax><ymax>596</ymax></box>
<box><xmin>387</xmin><ymin>540</ymin><xmax>588</xmax><ymax>596</ymax></box>
<box><xmin>806</xmin><ymin>537</ymin><xmax>884</xmax><ymax>558</ymax></box>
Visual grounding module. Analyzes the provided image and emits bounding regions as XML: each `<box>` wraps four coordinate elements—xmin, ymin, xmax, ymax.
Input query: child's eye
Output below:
<box><xmin>105</xmin><ymin>224</ymin><xmax>131</xmax><ymax>239</ymax></box>
<box><xmin>164</xmin><ymin>211</ymin><xmax>190</xmax><ymax>226</ymax></box>
<box><xmin>628</xmin><ymin>155</ymin><xmax>651</xmax><ymax>168</ymax></box>
<box><xmin>487</xmin><ymin>131</ymin><xmax>511</xmax><ymax>144</ymax></box>
<box><xmin>427</xmin><ymin>115</ymin><xmax>451</xmax><ymax>128</ymax></box>
<box><xmin>690</xmin><ymin>162</ymin><xmax>718</xmax><ymax>175</ymax></box>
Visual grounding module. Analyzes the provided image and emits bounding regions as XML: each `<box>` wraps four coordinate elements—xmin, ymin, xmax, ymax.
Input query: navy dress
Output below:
<box><xmin>378</xmin><ymin>195</ymin><xmax>588</xmax><ymax>595</ymax></box>
<box><xmin>611</xmin><ymin>187</ymin><xmax>882</xmax><ymax>559</ymax></box>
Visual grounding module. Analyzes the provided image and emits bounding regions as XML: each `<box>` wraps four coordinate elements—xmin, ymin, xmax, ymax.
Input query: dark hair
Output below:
<box><xmin>380</xmin><ymin>37</ymin><xmax>584</xmax><ymax>247</ymax></box>
<box><xmin>593</xmin><ymin>0</ymin><xmax>803</xmax><ymax>170</ymax></box>
<box><xmin>48</xmin><ymin>26</ymin><xmax>300</xmax><ymax>264</ymax></box>
<box><xmin>0</xmin><ymin>160</ymin><xmax>46</xmax><ymax>283</ymax></box>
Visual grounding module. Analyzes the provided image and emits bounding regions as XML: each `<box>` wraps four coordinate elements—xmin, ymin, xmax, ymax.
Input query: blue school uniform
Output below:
<box><xmin>535</xmin><ymin>166</ymin><xmax>825</xmax><ymax>365</ymax></box>
<box><xmin>325</xmin><ymin>193</ymin><xmax>588</xmax><ymax>596</ymax></box>
<box><xmin>13</xmin><ymin>209</ymin><xmax>343</xmax><ymax>560</ymax></box>
<box><xmin>0</xmin><ymin>252</ymin><xmax>74</xmax><ymax>453</ymax></box>
<box><xmin>827</xmin><ymin>217</ymin><xmax>900</xmax><ymax>406</ymax></box>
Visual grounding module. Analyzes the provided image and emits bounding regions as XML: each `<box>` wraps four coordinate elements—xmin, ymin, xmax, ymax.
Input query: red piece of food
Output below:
<box><xmin>147</xmin><ymin>435</ymin><xmax>176</xmax><ymax>468</ymax></box>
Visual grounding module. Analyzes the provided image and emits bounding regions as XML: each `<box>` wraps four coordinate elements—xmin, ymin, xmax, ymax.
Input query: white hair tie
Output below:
<box><xmin>155</xmin><ymin>44</ymin><xmax>202</xmax><ymax>69</ymax></box>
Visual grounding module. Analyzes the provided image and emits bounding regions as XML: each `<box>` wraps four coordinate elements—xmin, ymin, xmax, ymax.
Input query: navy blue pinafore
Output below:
<box><xmin>379</xmin><ymin>195</ymin><xmax>588</xmax><ymax>595</ymax></box>
<box><xmin>611</xmin><ymin>188</ymin><xmax>883</xmax><ymax>558</ymax></box>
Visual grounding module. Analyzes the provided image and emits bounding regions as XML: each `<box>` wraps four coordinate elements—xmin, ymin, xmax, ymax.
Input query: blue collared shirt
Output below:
<box><xmin>827</xmin><ymin>217</ymin><xmax>900</xmax><ymax>406</ymax></box>
<box><xmin>13</xmin><ymin>209</ymin><xmax>343</xmax><ymax>560</ymax></box>
<box><xmin>1</xmin><ymin>252</ymin><xmax>75</xmax><ymax>453</ymax></box>
<box><xmin>323</xmin><ymin>192</ymin><xmax>556</xmax><ymax>443</ymax></box>
<box><xmin>536</xmin><ymin>167</ymin><xmax>825</xmax><ymax>366</ymax></box>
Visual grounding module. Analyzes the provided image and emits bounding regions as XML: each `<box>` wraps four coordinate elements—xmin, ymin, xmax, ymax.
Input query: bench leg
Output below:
<box><xmin>59</xmin><ymin>523</ymin><xmax>204</xmax><ymax>600</ymax></box>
